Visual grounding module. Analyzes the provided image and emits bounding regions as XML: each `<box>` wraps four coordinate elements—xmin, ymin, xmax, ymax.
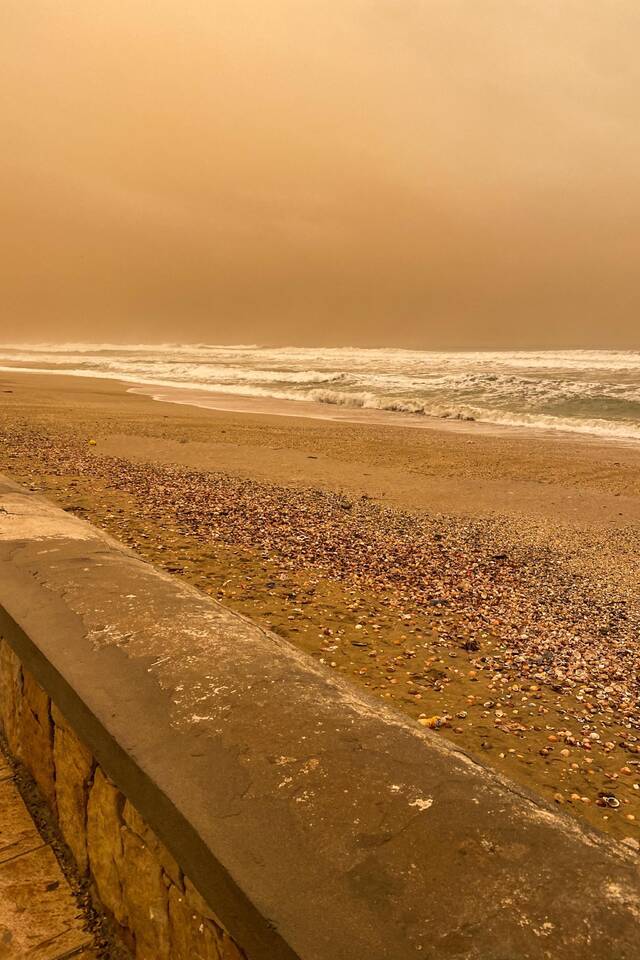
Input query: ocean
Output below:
<box><xmin>2</xmin><ymin>343</ymin><xmax>640</xmax><ymax>441</ymax></box>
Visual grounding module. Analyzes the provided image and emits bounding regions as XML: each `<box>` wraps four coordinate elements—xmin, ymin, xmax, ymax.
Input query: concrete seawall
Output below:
<box><xmin>0</xmin><ymin>473</ymin><xmax>638</xmax><ymax>959</ymax></box>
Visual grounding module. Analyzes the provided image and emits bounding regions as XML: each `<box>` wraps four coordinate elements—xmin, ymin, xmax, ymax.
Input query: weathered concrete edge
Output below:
<box><xmin>0</xmin><ymin>608</ymin><xmax>284</xmax><ymax>955</ymax></box>
<box><xmin>0</xmin><ymin>475</ymin><xmax>639</xmax><ymax>960</ymax></box>
<box><xmin>0</xmin><ymin>584</ymin><xmax>293</xmax><ymax>959</ymax></box>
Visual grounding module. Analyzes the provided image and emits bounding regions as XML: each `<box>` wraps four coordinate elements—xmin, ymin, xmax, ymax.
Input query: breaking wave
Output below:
<box><xmin>1</xmin><ymin>343</ymin><xmax>640</xmax><ymax>441</ymax></box>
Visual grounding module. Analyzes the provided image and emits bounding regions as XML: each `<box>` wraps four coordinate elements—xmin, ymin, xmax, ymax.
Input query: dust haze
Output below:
<box><xmin>2</xmin><ymin>2</ymin><xmax>640</xmax><ymax>348</ymax></box>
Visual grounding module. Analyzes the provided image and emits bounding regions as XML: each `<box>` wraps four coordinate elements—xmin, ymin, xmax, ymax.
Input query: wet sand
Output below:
<box><xmin>2</xmin><ymin>370</ymin><xmax>640</xmax><ymax>844</ymax></box>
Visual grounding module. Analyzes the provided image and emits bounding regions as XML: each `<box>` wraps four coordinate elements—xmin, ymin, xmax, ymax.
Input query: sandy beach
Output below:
<box><xmin>2</xmin><ymin>370</ymin><xmax>640</xmax><ymax>843</ymax></box>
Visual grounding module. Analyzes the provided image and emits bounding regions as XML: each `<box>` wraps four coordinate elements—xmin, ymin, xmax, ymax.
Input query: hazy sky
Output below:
<box><xmin>2</xmin><ymin>1</ymin><xmax>640</xmax><ymax>348</ymax></box>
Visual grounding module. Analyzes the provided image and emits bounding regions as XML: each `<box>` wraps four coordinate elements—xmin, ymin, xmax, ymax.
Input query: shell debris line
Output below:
<box><xmin>1</xmin><ymin>416</ymin><xmax>640</xmax><ymax>845</ymax></box>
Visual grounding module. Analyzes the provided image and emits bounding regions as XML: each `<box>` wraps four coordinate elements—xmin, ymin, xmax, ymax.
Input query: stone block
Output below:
<box><xmin>20</xmin><ymin>668</ymin><xmax>56</xmax><ymax>814</ymax></box>
<box><xmin>168</xmin><ymin>883</ymin><xmax>225</xmax><ymax>960</ymax></box>
<box><xmin>0</xmin><ymin>639</ymin><xmax>23</xmax><ymax>757</ymax></box>
<box><xmin>52</xmin><ymin>704</ymin><xmax>94</xmax><ymax>874</ymax></box>
<box><xmin>123</xmin><ymin>798</ymin><xmax>183</xmax><ymax>891</ymax></box>
<box><xmin>86</xmin><ymin>767</ymin><xmax>128</xmax><ymax>927</ymax></box>
<box><xmin>121</xmin><ymin>825</ymin><xmax>171</xmax><ymax>960</ymax></box>
<box><xmin>185</xmin><ymin>876</ymin><xmax>227</xmax><ymax>931</ymax></box>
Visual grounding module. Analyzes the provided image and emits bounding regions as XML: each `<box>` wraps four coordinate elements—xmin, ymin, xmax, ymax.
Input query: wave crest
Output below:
<box><xmin>2</xmin><ymin>343</ymin><xmax>640</xmax><ymax>442</ymax></box>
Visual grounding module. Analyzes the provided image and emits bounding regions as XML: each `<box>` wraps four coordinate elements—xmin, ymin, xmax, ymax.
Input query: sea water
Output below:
<box><xmin>2</xmin><ymin>343</ymin><xmax>640</xmax><ymax>441</ymax></box>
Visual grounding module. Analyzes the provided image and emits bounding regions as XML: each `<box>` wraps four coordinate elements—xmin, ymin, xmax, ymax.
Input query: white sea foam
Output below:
<box><xmin>1</xmin><ymin>343</ymin><xmax>639</xmax><ymax>441</ymax></box>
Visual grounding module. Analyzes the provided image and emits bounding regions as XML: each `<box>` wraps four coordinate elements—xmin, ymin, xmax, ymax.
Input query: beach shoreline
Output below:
<box><xmin>0</xmin><ymin>361</ymin><xmax>582</xmax><ymax>441</ymax></box>
<box><xmin>2</xmin><ymin>368</ymin><xmax>640</xmax><ymax>523</ymax></box>
<box><xmin>2</xmin><ymin>369</ymin><xmax>640</xmax><ymax>843</ymax></box>
<box><xmin>0</xmin><ymin>344</ymin><xmax>640</xmax><ymax>446</ymax></box>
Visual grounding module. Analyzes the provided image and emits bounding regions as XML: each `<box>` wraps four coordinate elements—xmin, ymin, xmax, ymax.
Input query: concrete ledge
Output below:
<box><xmin>0</xmin><ymin>474</ymin><xmax>638</xmax><ymax>959</ymax></box>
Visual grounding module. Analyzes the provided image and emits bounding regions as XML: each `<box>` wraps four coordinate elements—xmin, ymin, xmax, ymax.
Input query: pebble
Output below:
<box><xmin>418</xmin><ymin>716</ymin><xmax>441</xmax><ymax>729</ymax></box>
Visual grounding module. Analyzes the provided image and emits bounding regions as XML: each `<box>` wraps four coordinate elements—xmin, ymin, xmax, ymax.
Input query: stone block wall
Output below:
<box><xmin>0</xmin><ymin>637</ymin><xmax>246</xmax><ymax>960</ymax></box>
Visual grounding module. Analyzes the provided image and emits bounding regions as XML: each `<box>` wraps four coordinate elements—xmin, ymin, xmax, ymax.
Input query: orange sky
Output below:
<box><xmin>2</xmin><ymin>1</ymin><xmax>640</xmax><ymax>347</ymax></box>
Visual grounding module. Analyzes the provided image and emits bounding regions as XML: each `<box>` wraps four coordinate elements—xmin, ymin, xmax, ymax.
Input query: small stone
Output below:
<box><xmin>418</xmin><ymin>716</ymin><xmax>441</xmax><ymax>729</ymax></box>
